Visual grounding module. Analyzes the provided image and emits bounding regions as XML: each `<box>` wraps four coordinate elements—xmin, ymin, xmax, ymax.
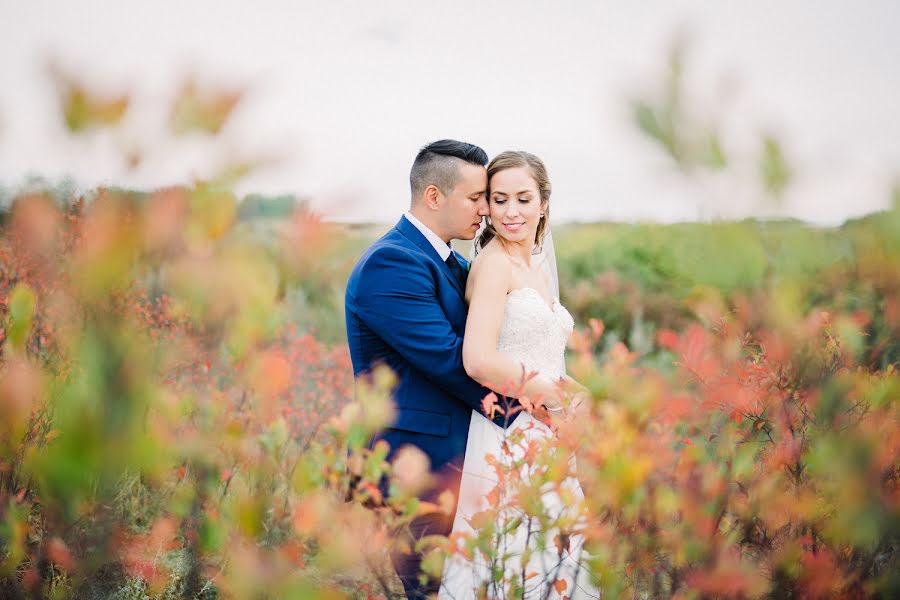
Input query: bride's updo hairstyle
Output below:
<box><xmin>477</xmin><ymin>150</ymin><xmax>552</xmax><ymax>254</ymax></box>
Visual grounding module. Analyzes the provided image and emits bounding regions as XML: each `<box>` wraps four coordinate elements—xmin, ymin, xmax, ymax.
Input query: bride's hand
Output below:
<box><xmin>554</xmin><ymin>378</ymin><xmax>591</xmax><ymax>423</ymax></box>
<box><xmin>566</xmin><ymin>390</ymin><xmax>591</xmax><ymax>421</ymax></box>
<box><xmin>529</xmin><ymin>377</ymin><xmax>564</xmax><ymax>411</ymax></box>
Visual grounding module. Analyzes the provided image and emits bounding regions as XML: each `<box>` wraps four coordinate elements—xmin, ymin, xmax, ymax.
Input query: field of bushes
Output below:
<box><xmin>0</xmin><ymin>185</ymin><xmax>897</xmax><ymax>598</ymax></box>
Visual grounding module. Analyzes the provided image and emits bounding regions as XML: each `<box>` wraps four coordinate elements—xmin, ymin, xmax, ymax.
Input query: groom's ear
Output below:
<box><xmin>423</xmin><ymin>184</ymin><xmax>443</xmax><ymax>210</ymax></box>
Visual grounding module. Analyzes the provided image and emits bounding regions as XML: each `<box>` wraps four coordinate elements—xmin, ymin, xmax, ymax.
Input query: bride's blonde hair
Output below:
<box><xmin>476</xmin><ymin>151</ymin><xmax>551</xmax><ymax>254</ymax></box>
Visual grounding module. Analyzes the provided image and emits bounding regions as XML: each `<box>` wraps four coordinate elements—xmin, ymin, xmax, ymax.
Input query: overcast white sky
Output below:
<box><xmin>1</xmin><ymin>0</ymin><xmax>898</xmax><ymax>224</ymax></box>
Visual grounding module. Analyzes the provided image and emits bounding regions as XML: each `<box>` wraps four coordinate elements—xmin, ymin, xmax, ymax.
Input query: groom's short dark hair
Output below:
<box><xmin>410</xmin><ymin>139</ymin><xmax>488</xmax><ymax>201</ymax></box>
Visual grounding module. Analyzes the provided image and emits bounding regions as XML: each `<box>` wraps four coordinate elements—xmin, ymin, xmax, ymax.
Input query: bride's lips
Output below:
<box><xmin>503</xmin><ymin>222</ymin><xmax>525</xmax><ymax>232</ymax></box>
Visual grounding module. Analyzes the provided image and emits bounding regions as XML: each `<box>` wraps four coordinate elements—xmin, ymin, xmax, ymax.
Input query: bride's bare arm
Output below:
<box><xmin>462</xmin><ymin>252</ymin><xmax>563</xmax><ymax>409</ymax></box>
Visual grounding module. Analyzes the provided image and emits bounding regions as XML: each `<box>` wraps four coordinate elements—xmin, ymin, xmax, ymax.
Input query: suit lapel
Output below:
<box><xmin>395</xmin><ymin>216</ymin><xmax>465</xmax><ymax>297</ymax></box>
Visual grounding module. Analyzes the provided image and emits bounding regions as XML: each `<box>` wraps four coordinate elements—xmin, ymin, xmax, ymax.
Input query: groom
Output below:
<box><xmin>345</xmin><ymin>139</ymin><xmax>518</xmax><ymax>598</ymax></box>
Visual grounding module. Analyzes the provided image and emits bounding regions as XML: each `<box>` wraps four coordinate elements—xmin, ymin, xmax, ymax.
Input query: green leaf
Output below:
<box><xmin>760</xmin><ymin>134</ymin><xmax>792</xmax><ymax>198</ymax></box>
<box><xmin>7</xmin><ymin>283</ymin><xmax>36</xmax><ymax>349</ymax></box>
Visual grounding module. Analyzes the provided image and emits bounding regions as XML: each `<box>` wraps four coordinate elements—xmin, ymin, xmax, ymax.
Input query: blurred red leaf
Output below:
<box><xmin>254</xmin><ymin>349</ymin><xmax>292</xmax><ymax>400</ymax></box>
<box><xmin>656</xmin><ymin>328</ymin><xmax>680</xmax><ymax>350</ymax></box>
<box><xmin>588</xmin><ymin>318</ymin><xmax>605</xmax><ymax>340</ymax></box>
<box><xmin>553</xmin><ymin>578</ymin><xmax>568</xmax><ymax>594</ymax></box>
<box><xmin>46</xmin><ymin>538</ymin><xmax>74</xmax><ymax>571</ymax></box>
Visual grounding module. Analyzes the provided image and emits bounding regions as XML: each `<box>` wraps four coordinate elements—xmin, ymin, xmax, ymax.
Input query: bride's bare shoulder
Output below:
<box><xmin>470</xmin><ymin>240</ymin><xmax>512</xmax><ymax>279</ymax></box>
<box><xmin>466</xmin><ymin>245</ymin><xmax>512</xmax><ymax>302</ymax></box>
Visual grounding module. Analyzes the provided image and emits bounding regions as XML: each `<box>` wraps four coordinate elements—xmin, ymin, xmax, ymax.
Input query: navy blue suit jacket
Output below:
<box><xmin>345</xmin><ymin>216</ymin><xmax>516</xmax><ymax>488</ymax></box>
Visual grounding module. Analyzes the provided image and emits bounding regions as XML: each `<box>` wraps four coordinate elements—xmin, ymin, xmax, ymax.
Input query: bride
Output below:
<box><xmin>439</xmin><ymin>151</ymin><xmax>599</xmax><ymax>599</ymax></box>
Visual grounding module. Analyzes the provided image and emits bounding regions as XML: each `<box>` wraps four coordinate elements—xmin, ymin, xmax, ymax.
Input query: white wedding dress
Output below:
<box><xmin>439</xmin><ymin>287</ymin><xmax>599</xmax><ymax>599</ymax></box>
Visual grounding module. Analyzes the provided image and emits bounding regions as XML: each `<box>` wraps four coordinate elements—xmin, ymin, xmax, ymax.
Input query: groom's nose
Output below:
<box><xmin>477</xmin><ymin>198</ymin><xmax>490</xmax><ymax>216</ymax></box>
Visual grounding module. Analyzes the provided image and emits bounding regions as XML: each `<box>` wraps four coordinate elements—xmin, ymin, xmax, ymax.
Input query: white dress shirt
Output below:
<box><xmin>403</xmin><ymin>211</ymin><xmax>452</xmax><ymax>261</ymax></box>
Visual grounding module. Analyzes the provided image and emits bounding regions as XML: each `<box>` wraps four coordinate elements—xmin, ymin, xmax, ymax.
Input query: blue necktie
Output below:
<box><xmin>446</xmin><ymin>252</ymin><xmax>467</xmax><ymax>290</ymax></box>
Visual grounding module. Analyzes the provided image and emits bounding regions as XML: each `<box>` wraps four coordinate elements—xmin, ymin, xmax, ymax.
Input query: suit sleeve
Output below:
<box><xmin>354</xmin><ymin>245</ymin><xmax>492</xmax><ymax>414</ymax></box>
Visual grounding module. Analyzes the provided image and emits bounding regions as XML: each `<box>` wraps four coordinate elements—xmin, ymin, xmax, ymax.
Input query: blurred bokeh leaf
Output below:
<box><xmin>6</xmin><ymin>283</ymin><xmax>36</xmax><ymax>350</ymax></box>
<box><xmin>760</xmin><ymin>133</ymin><xmax>793</xmax><ymax>198</ymax></box>
<box><xmin>49</xmin><ymin>63</ymin><xmax>129</xmax><ymax>132</ymax></box>
<box><xmin>170</xmin><ymin>78</ymin><xmax>242</xmax><ymax>135</ymax></box>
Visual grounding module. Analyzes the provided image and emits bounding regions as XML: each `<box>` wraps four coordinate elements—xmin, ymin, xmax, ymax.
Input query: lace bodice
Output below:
<box><xmin>497</xmin><ymin>287</ymin><xmax>574</xmax><ymax>382</ymax></box>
